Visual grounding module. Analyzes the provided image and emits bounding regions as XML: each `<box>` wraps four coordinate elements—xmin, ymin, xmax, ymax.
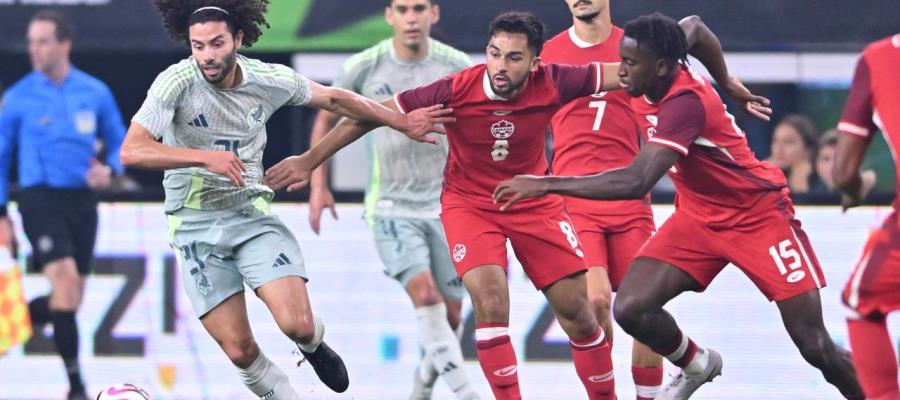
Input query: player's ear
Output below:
<box><xmin>385</xmin><ymin>3</ymin><xmax>394</xmax><ymax>25</ymax></box>
<box><xmin>431</xmin><ymin>3</ymin><xmax>441</xmax><ymax>24</ymax></box>
<box><xmin>234</xmin><ymin>30</ymin><xmax>244</xmax><ymax>49</ymax></box>
<box><xmin>530</xmin><ymin>56</ymin><xmax>541</xmax><ymax>72</ymax></box>
<box><xmin>655</xmin><ymin>58</ymin><xmax>671</xmax><ymax>79</ymax></box>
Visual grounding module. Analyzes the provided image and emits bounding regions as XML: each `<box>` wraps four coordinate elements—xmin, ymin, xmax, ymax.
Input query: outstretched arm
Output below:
<box><xmin>680</xmin><ymin>15</ymin><xmax>772</xmax><ymax>120</ymax></box>
<box><xmin>264</xmin><ymin>99</ymin><xmax>454</xmax><ymax>192</ymax></box>
<box><xmin>493</xmin><ymin>144</ymin><xmax>679</xmax><ymax>210</ymax></box>
<box><xmin>306</xmin><ymin>81</ymin><xmax>444</xmax><ymax>144</ymax></box>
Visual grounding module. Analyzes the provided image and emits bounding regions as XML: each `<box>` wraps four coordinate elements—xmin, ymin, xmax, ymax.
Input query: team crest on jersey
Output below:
<box><xmin>490</xmin><ymin>120</ymin><xmax>515</xmax><ymax>139</ymax></box>
<box><xmin>246</xmin><ymin>104</ymin><xmax>266</xmax><ymax>127</ymax></box>
<box><xmin>452</xmin><ymin>244</ymin><xmax>467</xmax><ymax>262</ymax></box>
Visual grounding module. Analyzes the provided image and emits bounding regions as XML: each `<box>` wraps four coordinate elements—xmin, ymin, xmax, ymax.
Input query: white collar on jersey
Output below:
<box><xmin>568</xmin><ymin>26</ymin><xmax>599</xmax><ymax>49</ymax></box>
<box><xmin>482</xmin><ymin>71</ymin><xmax>510</xmax><ymax>101</ymax></box>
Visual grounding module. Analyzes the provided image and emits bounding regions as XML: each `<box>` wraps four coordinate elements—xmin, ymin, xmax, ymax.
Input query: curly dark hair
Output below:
<box><xmin>623</xmin><ymin>13</ymin><xmax>689</xmax><ymax>66</ymax></box>
<box><xmin>153</xmin><ymin>0</ymin><xmax>270</xmax><ymax>48</ymax></box>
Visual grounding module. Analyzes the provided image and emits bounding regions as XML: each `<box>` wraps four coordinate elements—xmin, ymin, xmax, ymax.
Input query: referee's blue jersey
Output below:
<box><xmin>0</xmin><ymin>68</ymin><xmax>126</xmax><ymax>206</ymax></box>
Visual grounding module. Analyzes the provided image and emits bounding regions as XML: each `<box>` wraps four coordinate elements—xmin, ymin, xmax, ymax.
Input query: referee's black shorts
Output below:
<box><xmin>18</xmin><ymin>186</ymin><xmax>98</xmax><ymax>275</ymax></box>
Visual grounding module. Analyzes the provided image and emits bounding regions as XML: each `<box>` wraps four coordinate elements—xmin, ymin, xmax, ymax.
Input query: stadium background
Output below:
<box><xmin>0</xmin><ymin>1</ymin><xmax>899</xmax><ymax>399</ymax></box>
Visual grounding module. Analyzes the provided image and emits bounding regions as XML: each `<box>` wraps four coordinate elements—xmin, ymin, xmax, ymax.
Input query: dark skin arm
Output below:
<box><xmin>680</xmin><ymin>15</ymin><xmax>772</xmax><ymax>121</ymax></box>
<box><xmin>833</xmin><ymin>133</ymin><xmax>875</xmax><ymax>211</ymax></box>
<box><xmin>492</xmin><ymin>144</ymin><xmax>680</xmax><ymax>211</ymax></box>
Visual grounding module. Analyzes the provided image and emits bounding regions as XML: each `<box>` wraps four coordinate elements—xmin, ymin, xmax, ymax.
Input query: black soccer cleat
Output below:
<box><xmin>298</xmin><ymin>341</ymin><xmax>349</xmax><ymax>393</ymax></box>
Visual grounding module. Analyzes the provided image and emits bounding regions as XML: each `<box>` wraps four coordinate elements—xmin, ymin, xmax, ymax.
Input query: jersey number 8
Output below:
<box><xmin>492</xmin><ymin>140</ymin><xmax>509</xmax><ymax>161</ymax></box>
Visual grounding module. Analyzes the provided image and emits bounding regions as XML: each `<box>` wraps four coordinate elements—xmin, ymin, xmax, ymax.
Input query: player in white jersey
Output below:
<box><xmin>120</xmin><ymin>1</ymin><xmax>452</xmax><ymax>399</ymax></box>
<box><xmin>307</xmin><ymin>1</ymin><xmax>477</xmax><ymax>398</ymax></box>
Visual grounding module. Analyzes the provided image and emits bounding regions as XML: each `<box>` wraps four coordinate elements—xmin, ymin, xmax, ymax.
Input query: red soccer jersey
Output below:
<box><xmin>394</xmin><ymin>62</ymin><xmax>604</xmax><ymax>210</ymax></box>
<box><xmin>541</xmin><ymin>26</ymin><xmax>649</xmax><ymax>216</ymax></box>
<box><xmin>838</xmin><ymin>34</ymin><xmax>900</xmax><ymax>205</ymax></box>
<box><xmin>631</xmin><ymin>66</ymin><xmax>789</xmax><ymax>228</ymax></box>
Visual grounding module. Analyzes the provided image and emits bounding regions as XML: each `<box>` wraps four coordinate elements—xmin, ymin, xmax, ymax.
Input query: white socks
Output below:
<box><xmin>237</xmin><ymin>352</ymin><xmax>300</xmax><ymax>400</ymax></box>
<box><xmin>296</xmin><ymin>313</ymin><xmax>325</xmax><ymax>353</ymax></box>
<box><xmin>416</xmin><ymin>303</ymin><xmax>477</xmax><ymax>399</ymax></box>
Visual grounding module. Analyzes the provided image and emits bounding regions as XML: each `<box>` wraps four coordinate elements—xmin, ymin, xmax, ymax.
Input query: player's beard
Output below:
<box><xmin>490</xmin><ymin>73</ymin><xmax>527</xmax><ymax>97</ymax></box>
<box><xmin>575</xmin><ymin>11</ymin><xmax>601</xmax><ymax>22</ymax></box>
<box><xmin>201</xmin><ymin>49</ymin><xmax>238</xmax><ymax>85</ymax></box>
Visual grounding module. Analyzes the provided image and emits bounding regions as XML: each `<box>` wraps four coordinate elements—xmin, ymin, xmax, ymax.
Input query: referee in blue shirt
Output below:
<box><xmin>0</xmin><ymin>10</ymin><xmax>125</xmax><ymax>400</ymax></box>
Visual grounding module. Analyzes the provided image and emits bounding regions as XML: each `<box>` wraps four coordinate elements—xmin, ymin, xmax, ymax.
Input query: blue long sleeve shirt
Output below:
<box><xmin>0</xmin><ymin>68</ymin><xmax>126</xmax><ymax>208</ymax></box>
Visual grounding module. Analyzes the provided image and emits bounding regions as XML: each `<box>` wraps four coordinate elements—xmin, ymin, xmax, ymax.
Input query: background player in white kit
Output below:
<box><xmin>119</xmin><ymin>1</ymin><xmax>452</xmax><ymax>399</ymax></box>
<box><xmin>307</xmin><ymin>1</ymin><xmax>477</xmax><ymax>398</ymax></box>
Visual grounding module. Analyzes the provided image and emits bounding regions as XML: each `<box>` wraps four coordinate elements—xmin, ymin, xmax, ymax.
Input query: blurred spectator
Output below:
<box><xmin>769</xmin><ymin>114</ymin><xmax>818</xmax><ymax>194</ymax></box>
<box><xmin>811</xmin><ymin>129</ymin><xmax>876</xmax><ymax>198</ymax></box>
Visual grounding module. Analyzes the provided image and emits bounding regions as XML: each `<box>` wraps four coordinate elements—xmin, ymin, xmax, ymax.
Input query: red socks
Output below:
<box><xmin>632</xmin><ymin>366</ymin><xmax>663</xmax><ymax>400</ymax></box>
<box><xmin>848</xmin><ymin>317</ymin><xmax>900</xmax><ymax>400</ymax></box>
<box><xmin>570</xmin><ymin>327</ymin><xmax>617</xmax><ymax>400</ymax></box>
<box><xmin>475</xmin><ymin>323</ymin><xmax>521</xmax><ymax>400</ymax></box>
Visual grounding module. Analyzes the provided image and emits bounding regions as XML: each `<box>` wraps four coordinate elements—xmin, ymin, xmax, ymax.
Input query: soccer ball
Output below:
<box><xmin>95</xmin><ymin>383</ymin><xmax>152</xmax><ymax>400</ymax></box>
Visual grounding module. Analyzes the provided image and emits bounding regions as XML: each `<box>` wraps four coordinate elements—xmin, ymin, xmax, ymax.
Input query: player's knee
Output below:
<box><xmin>279</xmin><ymin>315</ymin><xmax>317</xmax><ymax>344</ymax></box>
<box><xmin>221</xmin><ymin>335</ymin><xmax>259</xmax><ymax>368</ymax></box>
<box><xmin>411</xmin><ymin>285</ymin><xmax>443</xmax><ymax>307</ymax></box>
<box><xmin>588</xmin><ymin>292</ymin><xmax>612</xmax><ymax>323</ymax></box>
<box><xmin>473</xmin><ymin>294</ymin><xmax>507</xmax><ymax>323</ymax></box>
<box><xmin>612</xmin><ymin>294</ymin><xmax>643</xmax><ymax>333</ymax></box>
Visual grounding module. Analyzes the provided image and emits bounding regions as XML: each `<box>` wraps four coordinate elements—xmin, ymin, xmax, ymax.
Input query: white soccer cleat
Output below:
<box><xmin>409</xmin><ymin>365</ymin><xmax>439</xmax><ymax>400</ymax></box>
<box><xmin>655</xmin><ymin>348</ymin><xmax>723</xmax><ymax>400</ymax></box>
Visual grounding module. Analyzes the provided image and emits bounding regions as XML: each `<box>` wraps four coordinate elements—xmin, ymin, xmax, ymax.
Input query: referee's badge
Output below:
<box><xmin>75</xmin><ymin>110</ymin><xmax>97</xmax><ymax>135</ymax></box>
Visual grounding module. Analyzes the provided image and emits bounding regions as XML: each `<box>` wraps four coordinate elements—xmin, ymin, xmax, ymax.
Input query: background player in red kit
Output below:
<box><xmin>495</xmin><ymin>13</ymin><xmax>864</xmax><ymax>400</ymax></box>
<box><xmin>541</xmin><ymin>5</ymin><xmax>665</xmax><ymax>397</ymax></box>
<box><xmin>540</xmin><ymin>3</ymin><xmax>768</xmax><ymax>399</ymax></box>
<box><xmin>835</xmin><ymin>33</ymin><xmax>900</xmax><ymax>400</ymax></box>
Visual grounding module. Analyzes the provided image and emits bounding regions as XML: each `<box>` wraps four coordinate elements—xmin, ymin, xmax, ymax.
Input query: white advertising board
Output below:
<box><xmin>0</xmin><ymin>204</ymin><xmax>897</xmax><ymax>399</ymax></box>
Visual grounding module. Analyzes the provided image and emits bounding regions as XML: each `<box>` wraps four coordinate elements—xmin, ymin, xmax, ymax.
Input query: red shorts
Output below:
<box><xmin>440</xmin><ymin>201</ymin><xmax>587</xmax><ymax>290</ymax></box>
<box><xmin>569</xmin><ymin>211</ymin><xmax>655</xmax><ymax>290</ymax></box>
<box><xmin>842</xmin><ymin>212</ymin><xmax>900</xmax><ymax>318</ymax></box>
<box><xmin>637</xmin><ymin>207</ymin><xmax>826</xmax><ymax>301</ymax></box>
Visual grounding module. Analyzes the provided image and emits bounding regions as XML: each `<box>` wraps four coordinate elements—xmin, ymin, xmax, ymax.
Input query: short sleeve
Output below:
<box><xmin>647</xmin><ymin>91</ymin><xmax>706</xmax><ymax>156</ymax></box>
<box><xmin>132</xmin><ymin>95</ymin><xmax>174</xmax><ymax>140</ymax></box>
<box><xmin>838</xmin><ymin>56</ymin><xmax>876</xmax><ymax>139</ymax></box>
<box><xmin>547</xmin><ymin>62</ymin><xmax>602</xmax><ymax>104</ymax></box>
<box><xmin>394</xmin><ymin>76</ymin><xmax>453</xmax><ymax>114</ymax></box>
<box><xmin>285</xmin><ymin>73</ymin><xmax>313</xmax><ymax>106</ymax></box>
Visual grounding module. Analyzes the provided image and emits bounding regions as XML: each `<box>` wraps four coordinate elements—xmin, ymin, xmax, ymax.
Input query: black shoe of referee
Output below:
<box><xmin>298</xmin><ymin>341</ymin><xmax>349</xmax><ymax>393</ymax></box>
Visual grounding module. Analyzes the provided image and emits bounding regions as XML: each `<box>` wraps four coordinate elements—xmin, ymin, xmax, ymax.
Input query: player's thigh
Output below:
<box><xmin>502</xmin><ymin>205</ymin><xmax>587</xmax><ymax>290</ymax></box>
<box><xmin>169</xmin><ymin>213</ymin><xmax>244</xmax><ymax>319</ymax></box>
<box><xmin>606</xmin><ymin>215</ymin><xmax>655</xmax><ymax>291</ymax></box>
<box><xmin>843</xmin><ymin>214</ymin><xmax>900</xmax><ymax>318</ymax></box>
<box><xmin>723</xmin><ymin>211</ymin><xmax>826</xmax><ymax>302</ymax></box>
<box><xmin>634</xmin><ymin>211</ymin><xmax>727</xmax><ymax>293</ymax></box>
<box><xmin>199</xmin><ymin>290</ymin><xmax>255</xmax><ymax>352</ymax></box>
<box><xmin>422</xmin><ymin>218</ymin><xmax>466</xmax><ymax>301</ymax></box>
<box><xmin>372</xmin><ymin>217</ymin><xmax>431</xmax><ymax>289</ymax></box>
<box><xmin>440</xmin><ymin>206</ymin><xmax>508</xmax><ymax>280</ymax></box>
